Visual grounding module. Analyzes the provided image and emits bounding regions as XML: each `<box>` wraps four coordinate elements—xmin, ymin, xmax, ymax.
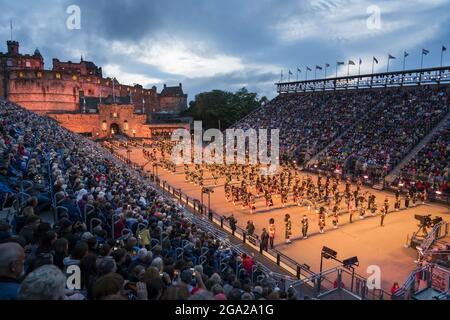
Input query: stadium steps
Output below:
<box><xmin>384</xmin><ymin>110</ymin><xmax>450</xmax><ymax>185</ymax></box>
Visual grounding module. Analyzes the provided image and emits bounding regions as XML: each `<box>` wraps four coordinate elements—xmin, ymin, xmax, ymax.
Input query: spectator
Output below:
<box><xmin>17</xmin><ymin>265</ymin><xmax>67</xmax><ymax>300</ymax></box>
<box><xmin>0</xmin><ymin>242</ymin><xmax>25</xmax><ymax>300</ymax></box>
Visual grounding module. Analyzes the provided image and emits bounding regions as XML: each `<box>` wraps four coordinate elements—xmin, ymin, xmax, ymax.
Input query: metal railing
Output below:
<box><xmin>420</xmin><ymin>221</ymin><xmax>449</xmax><ymax>260</ymax></box>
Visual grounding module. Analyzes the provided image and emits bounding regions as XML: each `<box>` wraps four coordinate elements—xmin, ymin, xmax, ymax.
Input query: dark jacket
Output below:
<box><xmin>260</xmin><ymin>231</ymin><xmax>269</xmax><ymax>246</ymax></box>
<box><xmin>0</xmin><ymin>277</ymin><xmax>21</xmax><ymax>300</ymax></box>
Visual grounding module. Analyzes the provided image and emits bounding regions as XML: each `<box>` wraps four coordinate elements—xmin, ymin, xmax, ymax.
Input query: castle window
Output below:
<box><xmin>97</xmin><ymin>79</ymin><xmax>101</xmax><ymax>84</ymax></box>
<box><xmin>19</xmin><ymin>72</ymin><xmax>25</xmax><ymax>78</ymax></box>
<box><xmin>102</xmin><ymin>121</ymin><xmax>107</xmax><ymax>131</ymax></box>
<box><xmin>25</xmin><ymin>61</ymin><xmax>31</xmax><ymax>68</ymax></box>
<box><xmin>113</xmin><ymin>112</ymin><xmax>118</xmax><ymax>118</ymax></box>
<box><xmin>123</xmin><ymin>121</ymin><xmax>129</xmax><ymax>131</ymax></box>
<box><xmin>37</xmin><ymin>72</ymin><xmax>42</xmax><ymax>78</ymax></box>
<box><xmin>87</xmin><ymin>78</ymin><xmax>91</xmax><ymax>82</ymax></box>
<box><xmin>72</xmin><ymin>75</ymin><xmax>78</xmax><ymax>81</ymax></box>
<box><xmin>55</xmin><ymin>73</ymin><xmax>61</xmax><ymax>79</ymax></box>
<box><xmin>106</xmin><ymin>81</ymin><xmax>110</xmax><ymax>86</ymax></box>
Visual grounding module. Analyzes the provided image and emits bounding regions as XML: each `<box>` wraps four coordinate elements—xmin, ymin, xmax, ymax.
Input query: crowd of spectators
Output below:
<box><xmin>393</xmin><ymin>120</ymin><xmax>450</xmax><ymax>197</ymax></box>
<box><xmin>0</xmin><ymin>99</ymin><xmax>297</xmax><ymax>300</ymax></box>
<box><xmin>316</xmin><ymin>87</ymin><xmax>449</xmax><ymax>182</ymax></box>
<box><xmin>235</xmin><ymin>91</ymin><xmax>380</xmax><ymax>164</ymax></box>
<box><xmin>234</xmin><ymin>86</ymin><xmax>449</xmax><ymax>184</ymax></box>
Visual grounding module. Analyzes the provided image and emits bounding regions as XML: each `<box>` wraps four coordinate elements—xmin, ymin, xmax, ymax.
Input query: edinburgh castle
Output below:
<box><xmin>0</xmin><ymin>40</ymin><xmax>190</xmax><ymax>139</ymax></box>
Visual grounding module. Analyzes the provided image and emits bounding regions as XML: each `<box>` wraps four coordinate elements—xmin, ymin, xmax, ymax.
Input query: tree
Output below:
<box><xmin>181</xmin><ymin>87</ymin><xmax>267</xmax><ymax>130</ymax></box>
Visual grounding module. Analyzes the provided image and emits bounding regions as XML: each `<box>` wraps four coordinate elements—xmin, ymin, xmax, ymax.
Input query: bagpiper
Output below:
<box><xmin>301</xmin><ymin>215</ymin><xmax>309</xmax><ymax>239</ymax></box>
<box><xmin>285</xmin><ymin>214</ymin><xmax>292</xmax><ymax>244</ymax></box>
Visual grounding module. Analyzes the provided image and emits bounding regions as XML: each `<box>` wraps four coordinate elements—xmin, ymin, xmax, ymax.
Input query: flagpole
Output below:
<box><xmin>305</xmin><ymin>68</ymin><xmax>308</xmax><ymax>81</ymax></box>
<box><xmin>441</xmin><ymin>49</ymin><xmax>444</xmax><ymax>67</ymax></box>
<box><xmin>325</xmin><ymin>66</ymin><xmax>327</xmax><ymax>79</ymax></box>
<box><xmin>372</xmin><ymin>59</ymin><xmax>374</xmax><ymax>75</ymax></box>
<box><xmin>347</xmin><ymin>63</ymin><xmax>350</xmax><ymax>76</ymax></box>
<box><xmin>296</xmin><ymin>70</ymin><xmax>299</xmax><ymax>81</ymax></box>
<box><xmin>314</xmin><ymin>68</ymin><xmax>317</xmax><ymax>80</ymax></box>
<box><xmin>420</xmin><ymin>53</ymin><xmax>424</xmax><ymax>70</ymax></box>
<box><xmin>358</xmin><ymin>63</ymin><xmax>361</xmax><ymax>76</ymax></box>
<box><xmin>387</xmin><ymin>58</ymin><xmax>390</xmax><ymax>73</ymax></box>
<box><xmin>403</xmin><ymin>54</ymin><xmax>406</xmax><ymax>71</ymax></box>
<box><xmin>112</xmin><ymin>78</ymin><xmax>116</xmax><ymax>103</ymax></box>
<box><xmin>10</xmin><ymin>19</ymin><xmax>13</xmax><ymax>41</ymax></box>
<box><xmin>335</xmin><ymin>64</ymin><xmax>338</xmax><ymax>78</ymax></box>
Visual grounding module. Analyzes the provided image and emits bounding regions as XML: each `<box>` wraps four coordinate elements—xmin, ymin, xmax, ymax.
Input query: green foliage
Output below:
<box><xmin>181</xmin><ymin>87</ymin><xmax>267</xmax><ymax>130</ymax></box>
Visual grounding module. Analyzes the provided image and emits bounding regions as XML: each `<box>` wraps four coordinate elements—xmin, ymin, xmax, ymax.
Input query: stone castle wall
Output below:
<box><xmin>5</xmin><ymin>70</ymin><xmax>159</xmax><ymax>113</ymax></box>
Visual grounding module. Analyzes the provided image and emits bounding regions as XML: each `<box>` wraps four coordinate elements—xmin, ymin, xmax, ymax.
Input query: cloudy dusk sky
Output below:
<box><xmin>1</xmin><ymin>0</ymin><xmax>450</xmax><ymax>101</ymax></box>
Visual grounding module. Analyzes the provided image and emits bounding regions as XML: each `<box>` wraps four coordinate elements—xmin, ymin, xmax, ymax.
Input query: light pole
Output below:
<box><xmin>126</xmin><ymin>148</ymin><xmax>131</xmax><ymax>164</ymax></box>
<box><xmin>318</xmin><ymin>246</ymin><xmax>359</xmax><ymax>293</ymax></box>
<box><xmin>152</xmin><ymin>163</ymin><xmax>159</xmax><ymax>181</ymax></box>
<box><xmin>202</xmin><ymin>187</ymin><xmax>214</xmax><ymax>220</ymax></box>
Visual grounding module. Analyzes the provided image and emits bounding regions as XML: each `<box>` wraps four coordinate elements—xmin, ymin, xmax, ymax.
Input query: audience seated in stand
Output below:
<box><xmin>0</xmin><ymin>99</ymin><xmax>293</xmax><ymax>300</ymax></box>
<box><xmin>393</xmin><ymin>120</ymin><xmax>450</xmax><ymax>197</ymax></box>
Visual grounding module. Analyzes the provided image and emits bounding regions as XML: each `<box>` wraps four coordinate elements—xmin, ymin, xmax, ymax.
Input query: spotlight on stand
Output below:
<box><xmin>343</xmin><ymin>256</ymin><xmax>359</xmax><ymax>267</ymax></box>
<box><xmin>321</xmin><ymin>246</ymin><xmax>337</xmax><ymax>259</ymax></box>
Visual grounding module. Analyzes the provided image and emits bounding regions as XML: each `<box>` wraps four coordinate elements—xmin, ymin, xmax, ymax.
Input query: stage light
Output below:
<box><xmin>363</xmin><ymin>175</ymin><xmax>368</xmax><ymax>179</ymax></box>
<box><xmin>321</xmin><ymin>246</ymin><xmax>337</xmax><ymax>259</ymax></box>
<box><xmin>343</xmin><ymin>256</ymin><xmax>359</xmax><ymax>267</ymax></box>
<box><xmin>399</xmin><ymin>182</ymin><xmax>404</xmax><ymax>187</ymax></box>
<box><xmin>436</xmin><ymin>191</ymin><xmax>442</xmax><ymax>195</ymax></box>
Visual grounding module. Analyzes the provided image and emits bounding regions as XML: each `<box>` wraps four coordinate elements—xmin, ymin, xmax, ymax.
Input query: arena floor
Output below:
<box><xmin>116</xmin><ymin>146</ymin><xmax>450</xmax><ymax>291</ymax></box>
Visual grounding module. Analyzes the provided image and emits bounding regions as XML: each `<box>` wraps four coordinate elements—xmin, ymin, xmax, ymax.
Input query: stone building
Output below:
<box><xmin>0</xmin><ymin>39</ymin><xmax>191</xmax><ymax>139</ymax></box>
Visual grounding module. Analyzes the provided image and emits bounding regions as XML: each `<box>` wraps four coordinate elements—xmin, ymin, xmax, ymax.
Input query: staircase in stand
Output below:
<box><xmin>384</xmin><ymin>110</ymin><xmax>450</xmax><ymax>185</ymax></box>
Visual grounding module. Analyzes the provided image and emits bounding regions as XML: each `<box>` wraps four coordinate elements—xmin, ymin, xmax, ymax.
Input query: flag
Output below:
<box><xmin>316</xmin><ymin>65</ymin><xmax>322</xmax><ymax>70</ymax></box>
<box><xmin>306</xmin><ymin>66</ymin><xmax>312</xmax><ymax>71</ymax></box>
<box><xmin>348</xmin><ymin>60</ymin><xmax>355</xmax><ymax>65</ymax></box>
<box><xmin>443</xmin><ymin>46</ymin><xmax>447</xmax><ymax>52</ymax></box>
<box><xmin>373</xmin><ymin>57</ymin><xmax>379</xmax><ymax>64</ymax></box>
<box><xmin>325</xmin><ymin>63</ymin><xmax>330</xmax><ymax>67</ymax></box>
<box><xmin>337</xmin><ymin>61</ymin><xmax>345</xmax><ymax>66</ymax></box>
<box><xmin>422</xmin><ymin>48</ymin><xmax>429</xmax><ymax>55</ymax></box>
<box><xmin>404</xmin><ymin>51</ymin><xmax>409</xmax><ymax>58</ymax></box>
<box><xmin>289</xmin><ymin>70</ymin><xmax>293</xmax><ymax>75</ymax></box>
<box><xmin>297</xmin><ymin>67</ymin><xmax>301</xmax><ymax>72</ymax></box>
<box><xmin>388</xmin><ymin>54</ymin><xmax>396</xmax><ymax>59</ymax></box>
<box><xmin>359</xmin><ymin>58</ymin><xmax>362</xmax><ymax>65</ymax></box>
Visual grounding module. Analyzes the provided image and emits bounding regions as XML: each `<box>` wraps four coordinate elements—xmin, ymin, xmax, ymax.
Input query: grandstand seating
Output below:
<box><xmin>235</xmin><ymin>86</ymin><xmax>450</xmax><ymax>184</ymax></box>
<box><xmin>0</xmin><ymin>99</ymin><xmax>295</xmax><ymax>300</ymax></box>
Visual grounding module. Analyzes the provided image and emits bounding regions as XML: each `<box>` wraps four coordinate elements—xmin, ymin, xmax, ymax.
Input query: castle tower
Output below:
<box><xmin>7</xmin><ymin>40</ymin><xmax>19</xmax><ymax>55</ymax></box>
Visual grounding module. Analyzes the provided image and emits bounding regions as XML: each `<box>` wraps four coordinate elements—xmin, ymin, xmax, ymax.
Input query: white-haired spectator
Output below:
<box><xmin>17</xmin><ymin>265</ymin><xmax>67</xmax><ymax>300</ymax></box>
